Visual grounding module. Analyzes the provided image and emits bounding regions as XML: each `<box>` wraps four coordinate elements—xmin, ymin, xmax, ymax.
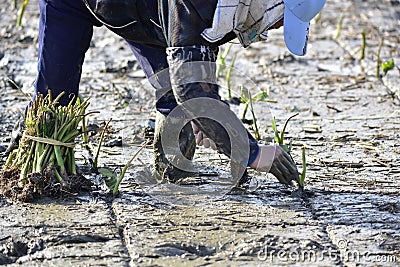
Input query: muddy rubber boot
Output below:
<box><xmin>153</xmin><ymin>112</ymin><xmax>196</xmax><ymax>182</ymax></box>
<box><xmin>166</xmin><ymin>45</ymin><xmax>254</xmax><ymax>185</ymax></box>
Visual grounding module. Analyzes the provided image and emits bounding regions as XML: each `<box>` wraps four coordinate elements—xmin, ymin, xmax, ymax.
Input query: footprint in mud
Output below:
<box><xmin>0</xmin><ymin>237</ymin><xmax>44</xmax><ymax>265</ymax></box>
<box><xmin>154</xmin><ymin>242</ymin><xmax>216</xmax><ymax>257</ymax></box>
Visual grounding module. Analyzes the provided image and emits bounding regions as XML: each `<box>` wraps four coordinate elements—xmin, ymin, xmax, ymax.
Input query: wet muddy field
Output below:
<box><xmin>1</xmin><ymin>0</ymin><xmax>399</xmax><ymax>266</ymax></box>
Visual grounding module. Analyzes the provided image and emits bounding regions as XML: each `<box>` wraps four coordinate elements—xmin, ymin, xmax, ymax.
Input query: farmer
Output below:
<box><xmin>8</xmin><ymin>0</ymin><xmax>326</xmax><ymax>186</ymax></box>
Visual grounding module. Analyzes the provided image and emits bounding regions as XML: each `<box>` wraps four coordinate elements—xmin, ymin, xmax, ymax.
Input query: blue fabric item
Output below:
<box><xmin>35</xmin><ymin>0</ymin><xmax>100</xmax><ymax>106</ymax></box>
<box><xmin>35</xmin><ymin>0</ymin><xmax>176</xmax><ymax>110</ymax></box>
<box><xmin>126</xmin><ymin>41</ymin><xmax>179</xmax><ymax>115</ymax></box>
<box><xmin>283</xmin><ymin>0</ymin><xmax>326</xmax><ymax>56</ymax></box>
<box><xmin>247</xmin><ymin>143</ymin><xmax>259</xmax><ymax>166</ymax></box>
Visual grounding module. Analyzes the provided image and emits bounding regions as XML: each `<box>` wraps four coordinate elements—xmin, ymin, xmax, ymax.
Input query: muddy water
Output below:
<box><xmin>1</xmin><ymin>0</ymin><xmax>400</xmax><ymax>266</ymax></box>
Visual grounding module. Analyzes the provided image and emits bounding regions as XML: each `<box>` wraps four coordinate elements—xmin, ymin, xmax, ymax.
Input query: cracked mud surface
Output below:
<box><xmin>1</xmin><ymin>0</ymin><xmax>399</xmax><ymax>266</ymax></box>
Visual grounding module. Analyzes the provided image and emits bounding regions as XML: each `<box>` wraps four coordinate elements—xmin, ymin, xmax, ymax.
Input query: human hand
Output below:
<box><xmin>191</xmin><ymin>122</ymin><xmax>217</xmax><ymax>150</ymax></box>
<box><xmin>249</xmin><ymin>144</ymin><xmax>300</xmax><ymax>186</ymax></box>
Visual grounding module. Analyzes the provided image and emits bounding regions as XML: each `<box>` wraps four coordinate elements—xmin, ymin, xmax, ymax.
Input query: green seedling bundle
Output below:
<box><xmin>5</xmin><ymin>91</ymin><xmax>89</xmax><ymax>183</ymax></box>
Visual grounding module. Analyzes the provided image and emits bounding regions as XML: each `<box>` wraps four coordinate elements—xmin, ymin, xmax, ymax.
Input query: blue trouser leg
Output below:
<box><xmin>35</xmin><ymin>0</ymin><xmax>100</xmax><ymax>106</ymax></box>
<box><xmin>36</xmin><ymin>0</ymin><xmax>176</xmax><ymax>114</ymax></box>
<box><xmin>125</xmin><ymin>41</ymin><xmax>178</xmax><ymax>116</ymax></box>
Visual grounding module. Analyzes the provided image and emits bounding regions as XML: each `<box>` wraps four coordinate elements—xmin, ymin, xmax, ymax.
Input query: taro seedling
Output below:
<box><xmin>335</xmin><ymin>14</ymin><xmax>344</xmax><ymax>40</ymax></box>
<box><xmin>271</xmin><ymin>113</ymin><xmax>299</xmax><ymax>153</ymax></box>
<box><xmin>247</xmin><ymin>90</ymin><xmax>260</xmax><ymax>140</ymax></box>
<box><xmin>360</xmin><ymin>29</ymin><xmax>366</xmax><ymax>60</ymax></box>
<box><xmin>94</xmin><ymin>119</ymin><xmax>149</xmax><ymax>195</ymax></box>
<box><xmin>90</xmin><ymin>116</ymin><xmax>150</xmax><ymax>196</ymax></box>
<box><xmin>362</xmin><ymin>34</ymin><xmax>395</xmax><ymax>78</ymax></box>
<box><xmin>15</xmin><ymin>0</ymin><xmax>30</xmax><ymax>27</ymax></box>
<box><xmin>240</xmin><ymin>86</ymin><xmax>275</xmax><ymax>140</ymax></box>
<box><xmin>93</xmin><ymin>118</ymin><xmax>112</xmax><ymax>170</ymax></box>
<box><xmin>216</xmin><ymin>43</ymin><xmax>239</xmax><ymax>100</ymax></box>
<box><xmin>98</xmin><ymin>139</ymin><xmax>150</xmax><ymax>196</ymax></box>
<box><xmin>216</xmin><ymin>43</ymin><xmax>233</xmax><ymax>79</ymax></box>
<box><xmin>5</xmin><ymin>91</ymin><xmax>90</xmax><ymax>182</ymax></box>
<box><xmin>381</xmin><ymin>59</ymin><xmax>395</xmax><ymax>76</ymax></box>
<box><xmin>300</xmin><ymin>145</ymin><xmax>307</xmax><ymax>187</ymax></box>
<box><xmin>240</xmin><ymin>87</ymin><xmax>276</xmax><ymax>121</ymax></box>
<box><xmin>271</xmin><ymin>113</ymin><xmax>307</xmax><ymax>187</ymax></box>
<box><xmin>226</xmin><ymin>53</ymin><xmax>238</xmax><ymax>99</ymax></box>
<box><xmin>376</xmin><ymin>38</ymin><xmax>384</xmax><ymax>78</ymax></box>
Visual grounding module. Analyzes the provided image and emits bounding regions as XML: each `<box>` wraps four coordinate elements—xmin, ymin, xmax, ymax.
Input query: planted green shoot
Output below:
<box><xmin>93</xmin><ymin>118</ymin><xmax>112</xmax><ymax>170</ymax></box>
<box><xmin>112</xmin><ymin>139</ymin><xmax>150</xmax><ymax>195</ymax></box>
<box><xmin>335</xmin><ymin>14</ymin><xmax>344</xmax><ymax>40</ymax></box>
<box><xmin>360</xmin><ymin>29</ymin><xmax>366</xmax><ymax>60</ymax></box>
<box><xmin>271</xmin><ymin>113</ymin><xmax>305</xmax><ymax>188</ymax></box>
<box><xmin>4</xmin><ymin>91</ymin><xmax>90</xmax><ymax>182</ymax></box>
<box><xmin>81</xmin><ymin>114</ymin><xmax>89</xmax><ymax>144</ymax></box>
<box><xmin>241</xmin><ymin>87</ymin><xmax>275</xmax><ymax>120</ymax></box>
<box><xmin>226</xmin><ymin>53</ymin><xmax>238</xmax><ymax>99</ymax></box>
<box><xmin>240</xmin><ymin>86</ymin><xmax>250</xmax><ymax>121</ymax></box>
<box><xmin>376</xmin><ymin>38</ymin><xmax>384</xmax><ymax>78</ymax></box>
<box><xmin>247</xmin><ymin>91</ymin><xmax>260</xmax><ymax>140</ymax></box>
<box><xmin>299</xmin><ymin>145</ymin><xmax>307</xmax><ymax>187</ymax></box>
<box><xmin>216</xmin><ymin>43</ymin><xmax>233</xmax><ymax>79</ymax></box>
<box><xmin>98</xmin><ymin>167</ymin><xmax>118</xmax><ymax>189</ymax></box>
<box><xmin>241</xmin><ymin>87</ymin><xmax>276</xmax><ymax>140</ymax></box>
<box><xmin>79</xmin><ymin>95</ymin><xmax>89</xmax><ymax>144</ymax></box>
<box><xmin>99</xmin><ymin>139</ymin><xmax>150</xmax><ymax>196</ymax></box>
<box><xmin>382</xmin><ymin>59</ymin><xmax>395</xmax><ymax>76</ymax></box>
<box><xmin>6</xmin><ymin>78</ymin><xmax>30</xmax><ymax>100</ymax></box>
<box><xmin>271</xmin><ymin>113</ymin><xmax>299</xmax><ymax>153</ymax></box>
<box><xmin>16</xmin><ymin>0</ymin><xmax>29</xmax><ymax>27</ymax></box>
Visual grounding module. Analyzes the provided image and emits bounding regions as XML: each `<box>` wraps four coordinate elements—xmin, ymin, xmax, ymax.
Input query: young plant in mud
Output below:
<box><xmin>98</xmin><ymin>139</ymin><xmax>150</xmax><ymax>196</ymax></box>
<box><xmin>225</xmin><ymin>53</ymin><xmax>238</xmax><ymax>99</ymax></box>
<box><xmin>216</xmin><ymin>43</ymin><xmax>233</xmax><ymax>79</ymax></box>
<box><xmin>271</xmin><ymin>113</ymin><xmax>306</xmax><ymax>188</ymax></box>
<box><xmin>15</xmin><ymin>0</ymin><xmax>30</xmax><ymax>27</ymax></box>
<box><xmin>216</xmin><ymin>43</ymin><xmax>241</xmax><ymax>100</ymax></box>
<box><xmin>376</xmin><ymin>38</ymin><xmax>384</xmax><ymax>78</ymax></box>
<box><xmin>381</xmin><ymin>59</ymin><xmax>395</xmax><ymax>76</ymax></box>
<box><xmin>240</xmin><ymin>86</ymin><xmax>276</xmax><ymax>140</ymax></box>
<box><xmin>335</xmin><ymin>14</ymin><xmax>344</xmax><ymax>40</ymax></box>
<box><xmin>85</xmin><ymin>117</ymin><xmax>149</xmax><ymax>196</ymax></box>
<box><xmin>3</xmin><ymin>91</ymin><xmax>92</xmax><ymax>197</ymax></box>
<box><xmin>360</xmin><ymin>29</ymin><xmax>366</xmax><ymax>60</ymax></box>
<box><xmin>300</xmin><ymin>145</ymin><xmax>307</xmax><ymax>187</ymax></box>
<box><xmin>271</xmin><ymin>113</ymin><xmax>299</xmax><ymax>153</ymax></box>
<box><xmin>93</xmin><ymin>119</ymin><xmax>112</xmax><ymax>170</ymax></box>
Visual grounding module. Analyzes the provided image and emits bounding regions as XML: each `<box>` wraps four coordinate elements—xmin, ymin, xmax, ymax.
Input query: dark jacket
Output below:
<box><xmin>82</xmin><ymin>0</ymin><xmax>234</xmax><ymax>47</ymax></box>
<box><xmin>82</xmin><ymin>0</ymin><xmax>167</xmax><ymax>46</ymax></box>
